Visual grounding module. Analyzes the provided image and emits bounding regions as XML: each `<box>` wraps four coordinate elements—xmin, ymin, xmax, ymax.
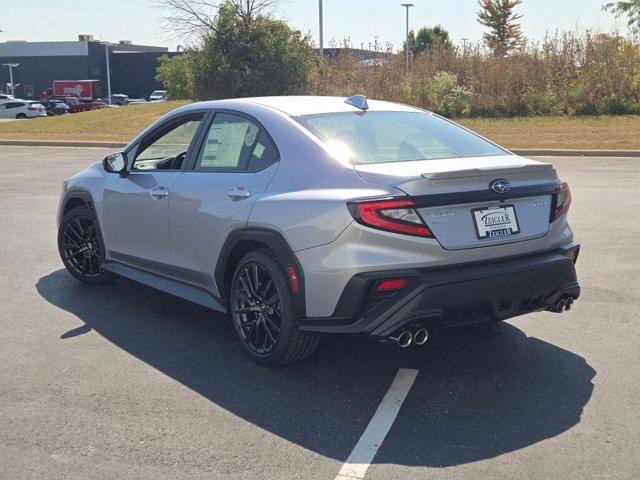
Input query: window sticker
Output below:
<box><xmin>201</xmin><ymin>123</ymin><xmax>249</xmax><ymax>167</ymax></box>
<box><xmin>245</xmin><ymin>128</ymin><xmax>258</xmax><ymax>147</ymax></box>
<box><xmin>253</xmin><ymin>142</ymin><xmax>266</xmax><ymax>159</ymax></box>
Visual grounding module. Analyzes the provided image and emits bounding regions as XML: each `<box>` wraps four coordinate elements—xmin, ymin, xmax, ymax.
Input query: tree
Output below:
<box><xmin>191</xmin><ymin>2</ymin><xmax>316</xmax><ymax>99</ymax></box>
<box><xmin>153</xmin><ymin>0</ymin><xmax>282</xmax><ymax>40</ymax></box>
<box><xmin>410</xmin><ymin>25</ymin><xmax>452</xmax><ymax>56</ymax></box>
<box><xmin>603</xmin><ymin>1</ymin><xmax>640</xmax><ymax>32</ymax></box>
<box><xmin>477</xmin><ymin>0</ymin><xmax>524</xmax><ymax>56</ymax></box>
<box><xmin>155</xmin><ymin>53</ymin><xmax>194</xmax><ymax>99</ymax></box>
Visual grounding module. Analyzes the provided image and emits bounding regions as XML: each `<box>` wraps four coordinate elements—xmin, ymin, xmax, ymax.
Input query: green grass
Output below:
<box><xmin>459</xmin><ymin>115</ymin><xmax>640</xmax><ymax>151</ymax></box>
<box><xmin>0</xmin><ymin>101</ymin><xmax>188</xmax><ymax>143</ymax></box>
<box><xmin>0</xmin><ymin>102</ymin><xmax>638</xmax><ymax>150</ymax></box>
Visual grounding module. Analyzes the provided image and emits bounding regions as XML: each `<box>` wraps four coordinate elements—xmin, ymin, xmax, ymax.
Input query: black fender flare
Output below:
<box><xmin>59</xmin><ymin>188</ymin><xmax>95</xmax><ymax>222</ymax></box>
<box><xmin>59</xmin><ymin>188</ymin><xmax>108</xmax><ymax>259</ymax></box>
<box><xmin>215</xmin><ymin>227</ymin><xmax>306</xmax><ymax>318</ymax></box>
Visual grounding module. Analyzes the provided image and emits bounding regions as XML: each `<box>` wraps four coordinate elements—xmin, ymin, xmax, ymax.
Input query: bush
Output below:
<box><xmin>523</xmin><ymin>89</ymin><xmax>559</xmax><ymax>115</ymax></box>
<box><xmin>192</xmin><ymin>2</ymin><xmax>316</xmax><ymax>100</ymax></box>
<box><xmin>424</xmin><ymin>72</ymin><xmax>473</xmax><ymax>117</ymax></box>
<box><xmin>603</xmin><ymin>94</ymin><xmax>638</xmax><ymax>114</ymax></box>
<box><xmin>155</xmin><ymin>54</ymin><xmax>194</xmax><ymax>100</ymax></box>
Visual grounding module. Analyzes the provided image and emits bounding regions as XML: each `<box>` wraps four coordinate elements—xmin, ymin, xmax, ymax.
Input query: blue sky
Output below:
<box><xmin>1</xmin><ymin>0</ymin><xmax>632</xmax><ymax>50</ymax></box>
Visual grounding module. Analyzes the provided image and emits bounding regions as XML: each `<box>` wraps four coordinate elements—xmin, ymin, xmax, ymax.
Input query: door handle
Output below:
<box><xmin>150</xmin><ymin>186</ymin><xmax>169</xmax><ymax>199</ymax></box>
<box><xmin>227</xmin><ymin>186</ymin><xmax>251</xmax><ymax>200</ymax></box>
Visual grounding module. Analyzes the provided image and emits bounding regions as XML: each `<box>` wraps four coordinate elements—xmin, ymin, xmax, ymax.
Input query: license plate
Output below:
<box><xmin>472</xmin><ymin>205</ymin><xmax>520</xmax><ymax>240</ymax></box>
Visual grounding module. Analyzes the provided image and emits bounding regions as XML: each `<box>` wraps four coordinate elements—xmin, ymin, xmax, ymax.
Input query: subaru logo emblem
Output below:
<box><xmin>490</xmin><ymin>179</ymin><xmax>511</xmax><ymax>194</ymax></box>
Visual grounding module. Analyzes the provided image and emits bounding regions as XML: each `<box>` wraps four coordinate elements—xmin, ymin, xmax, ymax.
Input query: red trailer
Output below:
<box><xmin>52</xmin><ymin>80</ymin><xmax>101</xmax><ymax>100</ymax></box>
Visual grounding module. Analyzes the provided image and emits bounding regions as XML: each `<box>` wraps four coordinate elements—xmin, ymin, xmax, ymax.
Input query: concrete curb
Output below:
<box><xmin>0</xmin><ymin>140</ymin><xmax>126</xmax><ymax>149</ymax></box>
<box><xmin>0</xmin><ymin>140</ymin><xmax>639</xmax><ymax>157</ymax></box>
<box><xmin>512</xmin><ymin>149</ymin><xmax>640</xmax><ymax>158</ymax></box>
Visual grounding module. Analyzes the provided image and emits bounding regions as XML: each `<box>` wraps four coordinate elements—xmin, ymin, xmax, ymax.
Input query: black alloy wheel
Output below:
<box><xmin>232</xmin><ymin>261</ymin><xmax>282</xmax><ymax>355</ymax></box>
<box><xmin>230</xmin><ymin>250</ymin><xmax>319</xmax><ymax>366</ymax></box>
<box><xmin>58</xmin><ymin>206</ymin><xmax>117</xmax><ymax>284</ymax></box>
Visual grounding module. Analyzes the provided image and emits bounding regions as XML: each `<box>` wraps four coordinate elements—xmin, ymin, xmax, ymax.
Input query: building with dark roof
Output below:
<box><xmin>0</xmin><ymin>35</ymin><xmax>172</xmax><ymax>99</ymax></box>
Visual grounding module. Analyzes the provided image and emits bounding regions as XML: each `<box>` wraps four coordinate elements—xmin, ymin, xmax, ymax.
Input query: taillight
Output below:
<box><xmin>348</xmin><ymin>198</ymin><xmax>433</xmax><ymax>237</ymax></box>
<box><xmin>552</xmin><ymin>182</ymin><xmax>572</xmax><ymax>222</ymax></box>
<box><xmin>376</xmin><ymin>279</ymin><xmax>408</xmax><ymax>292</ymax></box>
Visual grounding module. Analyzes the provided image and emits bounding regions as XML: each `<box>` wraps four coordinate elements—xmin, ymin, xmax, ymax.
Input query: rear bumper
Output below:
<box><xmin>299</xmin><ymin>245</ymin><xmax>580</xmax><ymax>337</ymax></box>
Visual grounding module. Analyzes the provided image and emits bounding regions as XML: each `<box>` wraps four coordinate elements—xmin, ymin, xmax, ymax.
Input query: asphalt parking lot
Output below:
<box><xmin>1</xmin><ymin>146</ymin><xmax>638</xmax><ymax>480</ymax></box>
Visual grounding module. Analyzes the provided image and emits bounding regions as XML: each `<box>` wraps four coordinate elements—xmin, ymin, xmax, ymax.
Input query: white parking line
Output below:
<box><xmin>335</xmin><ymin>368</ymin><xmax>419</xmax><ymax>480</ymax></box>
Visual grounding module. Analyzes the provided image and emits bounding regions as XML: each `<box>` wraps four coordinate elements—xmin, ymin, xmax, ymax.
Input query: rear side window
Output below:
<box><xmin>196</xmin><ymin>112</ymin><xmax>279</xmax><ymax>172</ymax></box>
<box><xmin>3</xmin><ymin>102</ymin><xmax>24</xmax><ymax>109</ymax></box>
<box><xmin>295</xmin><ymin>111</ymin><xmax>508</xmax><ymax>164</ymax></box>
<box><xmin>248</xmin><ymin>132</ymin><xmax>279</xmax><ymax>171</ymax></box>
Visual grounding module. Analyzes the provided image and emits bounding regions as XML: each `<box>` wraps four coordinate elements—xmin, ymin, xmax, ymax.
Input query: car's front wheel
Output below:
<box><xmin>230</xmin><ymin>250</ymin><xmax>319</xmax><ymax>366</ymax></box>
<box><xmin>57</xmin><ymin>205</ymin><xmax>117</xmax><ymax>284</ymax></box>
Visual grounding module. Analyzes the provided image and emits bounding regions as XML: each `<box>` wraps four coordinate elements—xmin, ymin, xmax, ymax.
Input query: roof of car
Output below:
<box><xmin>186</xmin><ymin>96</ymin><xmax>423</xmax><ymax>117</ymax></box>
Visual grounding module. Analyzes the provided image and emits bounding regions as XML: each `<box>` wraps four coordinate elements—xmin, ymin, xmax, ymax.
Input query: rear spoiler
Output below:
<box><xmin>422</xmin><ymin>163</ymin><xmax>555</xmax><ymax>181</ymax></box>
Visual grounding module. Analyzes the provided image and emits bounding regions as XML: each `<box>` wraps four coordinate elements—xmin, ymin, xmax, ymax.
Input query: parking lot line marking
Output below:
<box><xmin>334</xmin><ymin>368</ymin><xmax>419</xmax><ymax>480</ymax></box>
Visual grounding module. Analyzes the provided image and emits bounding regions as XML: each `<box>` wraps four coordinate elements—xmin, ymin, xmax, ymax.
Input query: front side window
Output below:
<box><xmin>196</xmin><ymin>113</ymin><xmax>277</xmax><ymax>171</ymax></box>
<box><xmin>133</xmin><ymin>115</ymin><xmax>203</xmax><ymax>171</ymax></box>
<box><xmin>295</xmin><ymin>111</ymin><xmax>509</xmax><ymax>165</ymax></box>
<box><xmin>3</xmin><ymin>102</ymin><xmax>24</xmax><ymax>110</ymax></box>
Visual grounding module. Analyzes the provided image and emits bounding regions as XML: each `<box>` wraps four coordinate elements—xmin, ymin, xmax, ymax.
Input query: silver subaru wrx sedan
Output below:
<box><xmin>57</xmin><ymin>95</ymin><xmax>580</xmax><ymax>365</ymax></box>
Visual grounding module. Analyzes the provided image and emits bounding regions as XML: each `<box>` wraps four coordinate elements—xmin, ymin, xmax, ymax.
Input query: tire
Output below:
<box><xmin>229</xmin><ymin>250</ymin><xmax>319</xmax><ymax>366</ymax></box>
<box><xmin>57</xmin><ymin>205</ymin><xmax>118</xmax><ymax>284</ymax></box>
<box><xmin>15</xmin><ymin>113</ymin><xmax>27</xmax><ymax>119</ymax></box>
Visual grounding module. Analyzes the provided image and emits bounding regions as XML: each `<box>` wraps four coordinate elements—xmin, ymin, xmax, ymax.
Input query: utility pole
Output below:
<box><xmin>319</xmin><ymin>0</ymin><xmax>324</xmax><ymax>64</ymax></box>
<box><xmin>104</xmin><ymin>43</ymin><xmax>112</xmax><ymax>105</ymax></box>
<box><xmin>2</xmin><ymin>63</ymin><xmax>19</xmax><ymax>97</ymax></box>
<box><xmin>401</xmin><ymin>3</ymin><xmax>414</xmax><ymax>71</ymax></box>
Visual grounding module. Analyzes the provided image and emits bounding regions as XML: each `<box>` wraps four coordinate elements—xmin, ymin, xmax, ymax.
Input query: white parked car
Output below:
<box><xmin>0</xmin><ymin>94</ymin><xmax>15</xmax><ymax>101</ymax></box>
<box><xmin>0</xmin><ymin>100</ymin><xmax>47</xmax><ymax>119</ymax></box>
<box><xmin>149</xmin><ymin>90</ymin><xmax>168</xmax><ymax>102</ymax></box>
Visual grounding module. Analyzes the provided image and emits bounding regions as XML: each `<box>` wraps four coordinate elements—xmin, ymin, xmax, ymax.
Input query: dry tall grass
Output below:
<box><xmin>309</xmin><ymin>32</ymin><xmax>640</xmax><ymax>118</ymax></box>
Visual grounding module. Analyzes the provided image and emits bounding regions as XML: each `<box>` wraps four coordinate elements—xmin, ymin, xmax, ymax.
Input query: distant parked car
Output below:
<box><xmin>110</xmin><ymin>94</ymin><xmax>130</xmax><ymax>106</ymax></box>
<box><xmin>55</xmin><ymin>96</ymin><xmax>107</xmax><ymax>113</ymax></box>
<box><xmin>128</xmin><ymin>98</ymin><xmax>148</xmax><ymax>105</ymax></box>
<box><xmin>39</xmin><ymin>100</ymin><xmax>70</xmax><ymax>116</ymax></box>
<box><xmin>149</xmin><ymin>90</ymin><xmax>168</xmax><ymax>102</ymax></box>
<box><xmin>0</xmin><ymin>100</ymin><xmax>46</xmax><ymax>119</ymax></box>
<box><xmin>0</xmin><ymin>94</ymin><xmax>15</xmax><ymax>101</ymax></box>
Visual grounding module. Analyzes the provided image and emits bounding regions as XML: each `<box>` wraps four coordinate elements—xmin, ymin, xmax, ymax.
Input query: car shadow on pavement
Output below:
<box><xmin>37</xmin><ymin>269</ymin><xmax>595</xmax><ymax>468</ymax></box>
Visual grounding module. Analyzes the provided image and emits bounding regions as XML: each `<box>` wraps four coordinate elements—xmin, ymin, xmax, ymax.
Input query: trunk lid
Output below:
<box><xmin>354</xmin><ymin>155</ymin><xmax>559</xmax><ymax>250</ymax></box>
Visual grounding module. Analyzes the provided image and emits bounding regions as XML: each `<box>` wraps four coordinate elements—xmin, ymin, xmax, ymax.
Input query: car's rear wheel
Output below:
<box><xmin>230</xmin><ymin>250</ymin><xmax>319</xmax><ymax>366</ymax></box>
<box><xmin>15</xmin><ymin>113</ymin><xmax>27</xmax><ymax>119</ymax></box>
<box><xmin>57</xmin><ymin>206</ymin><xmax>117</xmax><ymax>284</ymax></box>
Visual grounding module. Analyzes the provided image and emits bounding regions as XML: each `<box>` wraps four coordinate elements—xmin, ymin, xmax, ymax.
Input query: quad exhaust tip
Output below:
<box><xmin>385</xmin><ymin>326</ymin><xmax>430</xmax><ymax>348</ymax></box>
<box><xmin>414</xmin><ymin>328</ymin><xmax>429</xmax><ymax>346</ymax></box>
<box><xmin>552</xmin><ymin>296</ymin><xmax>576</xmax><ymax>313</ymax></box>
<box><xmin>389</xmin><ymin>330</ymin><xmax>413</xmax><ymax>348</ymax></box>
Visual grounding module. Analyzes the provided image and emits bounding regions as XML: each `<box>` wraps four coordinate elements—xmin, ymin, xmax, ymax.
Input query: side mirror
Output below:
<box><xmin>103</xmin><ymin>152</ymin><xmax>127</xmax><ymax>175</ymax></box>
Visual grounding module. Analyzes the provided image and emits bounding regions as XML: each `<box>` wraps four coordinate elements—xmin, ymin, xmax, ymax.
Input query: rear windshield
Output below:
<box><xmin>295</xmin><ymin>111</ymin><xmax>509</xmax><ymax>164</ymax></box>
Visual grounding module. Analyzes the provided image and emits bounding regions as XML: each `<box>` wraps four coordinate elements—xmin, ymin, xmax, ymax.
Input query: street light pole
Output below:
<box><xmin>2</xmin><ymin>63</ymin><xmax>19</xmax><ymax>97</ymax></box>
<box><xmin>401</xmin><ymin>3</ymin><xmax>414</xmax><ymax>71</ymax></box>
<box><xmin>104</xmin><ymin>43</ymin><xmax>112</xmax><ymax>105</ymax></box>
<box><xmin>319</xmin><ymin>0</ymin><xmax>324</xmax><ymax>64</ymax></box>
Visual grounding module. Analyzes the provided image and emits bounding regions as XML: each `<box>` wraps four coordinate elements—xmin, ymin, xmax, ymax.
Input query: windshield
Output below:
<box><xmin>295</xmin><ymin>111</ymin><xmax>509</xmax><ymax>164</ymax></box>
